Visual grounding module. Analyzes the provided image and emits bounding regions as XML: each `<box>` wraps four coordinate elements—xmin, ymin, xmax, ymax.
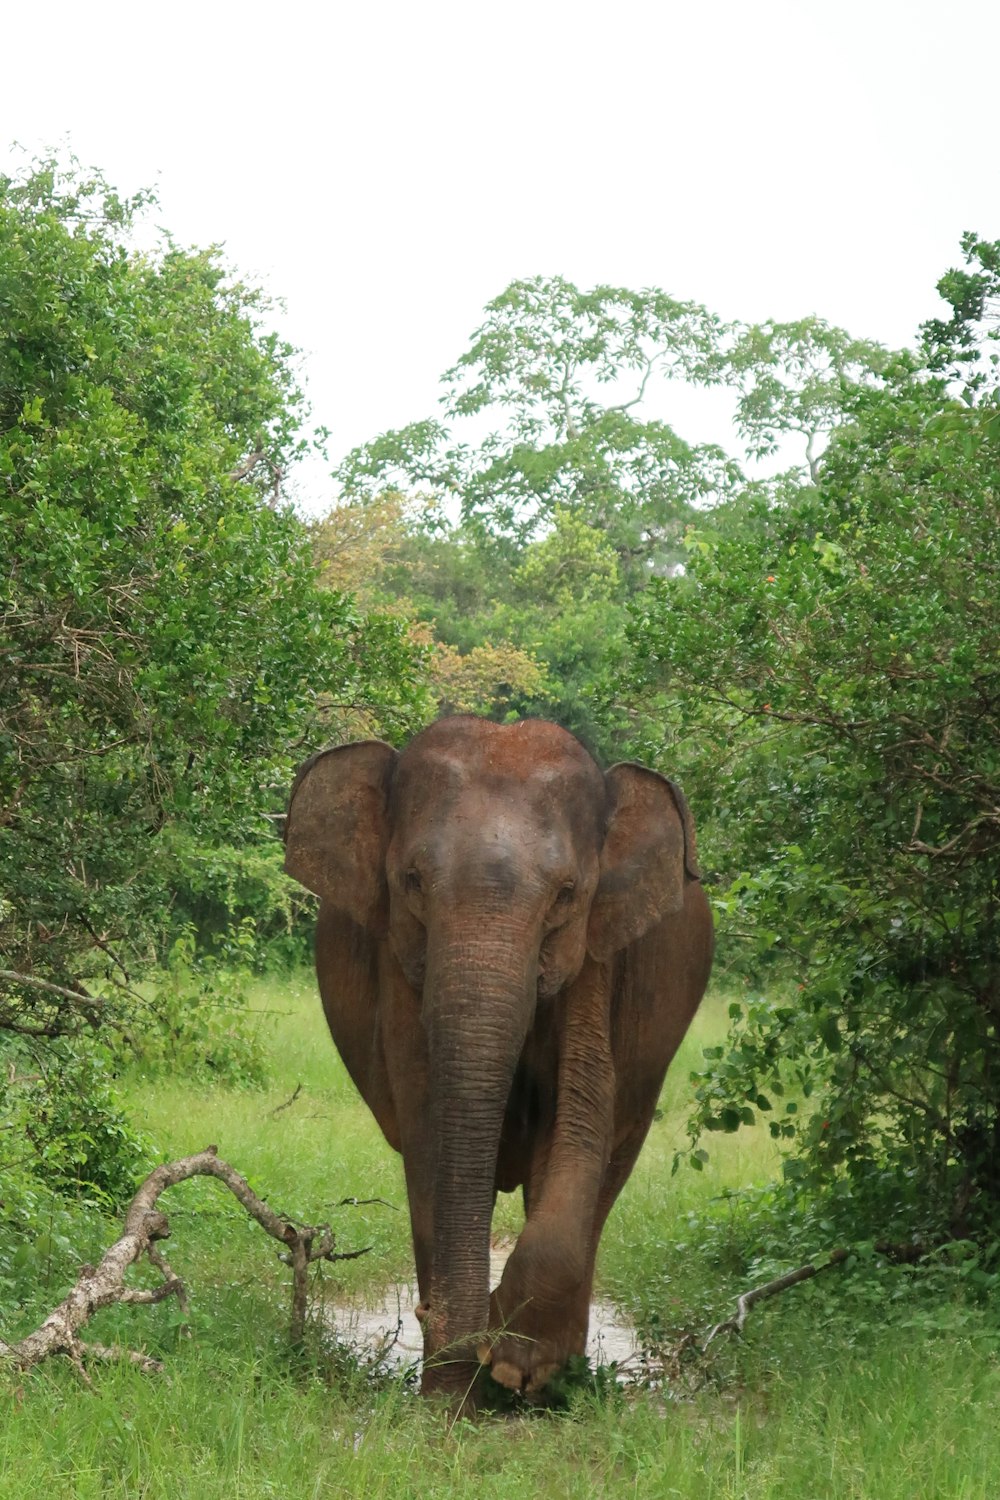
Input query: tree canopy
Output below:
<box><xmin>624</xmin><ymin>240</ymin><xmax>1000</xmax><ymax>1231</ymax></box>
<box><xmin>4</xmin><ymin>149</ymin><xmax>998</xmax><ymax>1245</ymax></box>
<box><xmin>336</xmin><ymin>277</ymin><xmax>739</xmax><ymax>579</ymax></box>
<box><xmin>0</xmin><ymin>158</ymin><xmax>425</xmax><ymax>1039</ymax></box>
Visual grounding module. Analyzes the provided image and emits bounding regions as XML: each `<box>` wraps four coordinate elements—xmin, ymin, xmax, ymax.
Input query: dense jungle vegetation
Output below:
<box><xmin>1</xmin><ymin>156</ymin><xmax>999</xmax><ymax>1495</ymax></box>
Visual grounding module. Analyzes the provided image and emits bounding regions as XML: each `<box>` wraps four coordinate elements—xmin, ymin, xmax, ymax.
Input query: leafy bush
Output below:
<box><xmin>115</xmin><ymin>923</ymin><xmax>268</xmax><ymax>1087</ymax></box>
<box><xmin>0</xmin><ymin>1031</ymin><xmax>151</xmax><ymax>1316</ymax></box>
<box><xmin>0</xmin><ymin>152</ymin><xmax>431</xmax><ymax>1208</ymax></box>
<box><xmin>158</xmin><ymin>829</ymin><xmax>313</xmax><ymax>971</ymax></box>
<box><xmin>627</xmin><ymin>236</ymin><xmax>1000</xmax><ymax>1237</ymax></box>
<box><xmin>0</xmin><ymin>152</ymin><xmax>425</xmax><ymax>1039</ymax></box>
<box><xmin>0</xmin><ymin>1034</ymin><xmax>148</xmax><ymax>1207</ymax></box>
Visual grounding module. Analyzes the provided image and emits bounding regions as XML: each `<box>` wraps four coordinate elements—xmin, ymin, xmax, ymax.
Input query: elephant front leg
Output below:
<box><xmin>376</xmin><ymin>948</ymin><xmax>436</xmax><ymax>1316</ymax></box>
<box><xmin>486</xmin><ymin>958</ymin><xmax>614</xmax><ymax>1393</ymax></box>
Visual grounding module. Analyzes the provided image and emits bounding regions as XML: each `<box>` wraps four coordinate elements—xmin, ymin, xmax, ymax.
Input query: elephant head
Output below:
<box><xmin>284</xmin><ymin>715</ymin><xmax>699</xmax><ymax>1398</ymax></box>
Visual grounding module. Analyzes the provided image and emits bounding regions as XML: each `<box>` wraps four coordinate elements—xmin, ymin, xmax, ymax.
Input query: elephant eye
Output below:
<box><xmin>404</xmin><ymin>868</ymin><xmax>422</xmax><ymax>893</ymax></box>
<box><xmin>554</xmin><ymin>881</ymin><xmax>575</xmax><ymax>906</ymax></box>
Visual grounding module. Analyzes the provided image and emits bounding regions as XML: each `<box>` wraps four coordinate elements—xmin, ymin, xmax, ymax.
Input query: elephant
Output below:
<box><xmin>284</xmin><ymin>714</ymin><xmax>713</xmax><ymax>1408</ymax></box>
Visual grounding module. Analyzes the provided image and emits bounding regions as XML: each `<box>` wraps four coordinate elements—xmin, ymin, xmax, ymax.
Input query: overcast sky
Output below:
<box><xmin>5</xmin><ymin>1</ymin><xmax>1000</xmax><ymax>512</ymax></box>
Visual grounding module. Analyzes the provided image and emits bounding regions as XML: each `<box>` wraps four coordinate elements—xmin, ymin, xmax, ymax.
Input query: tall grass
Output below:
<box><xmin>2</xmin><ymin>972</ymin><xmax>998</xmax><ymax>1499</ymax></box>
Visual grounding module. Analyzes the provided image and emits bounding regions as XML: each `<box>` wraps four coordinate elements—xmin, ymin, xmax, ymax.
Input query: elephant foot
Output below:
<box><xmin>480</xmin><ymin>1239</ymin><xmax>590</xmax><ymax>1395</ymax></box>
<box><xmin>480</xmin><ymin>1311</ymin><xmax>583</xmax><ymax>1395</ymax></box>
<box><xmin>485</xmin><ymin>1343</ymin><xmax>562</xmax><ymax>1396</ymax></box>
<box><xmin>479</xmin><ymin>1218</ymin><xmax>593</xmax><ymax>1392</ymax></box>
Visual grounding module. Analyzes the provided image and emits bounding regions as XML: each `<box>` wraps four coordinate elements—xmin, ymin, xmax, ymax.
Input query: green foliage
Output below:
<box><xmin>0</xmin><ymin>154</ymin><xmax>426</xmax><ymax>1039</ymax></box>
<box><xmin>332</xmin><ymin>286</ymin><xmax>891</xmax><ymax>761</ymax></box>
<box><xmin>429</xmin><ymin>640</ymin><xmax>550</xmax><ymax>719</ymax></box>
<box><xmin>626</xmin><ymin>237</ymin><xmax>1000</xmax><ymax>1235</ymax></box>
<box><xmin>486</xmin><ymin>506</ymin><xmax>627</xmax><ymax>744</ymax></box>
<box><xmin>0</xmin><ymin>152</ymin><xmax>430</xmax><ymax>1220</ymax></box>
<box><xmin>725</xmin><ymin>316</ymin><xmax>890</xmax><ymax>475</ymax></box>
<box><xmin>158</xmin><ymin>828</ymin><xmax>313</xmax><ymax>970</ymax></box>
<box><xmin>115</xmin><ymin>924</ymin><xmax>267</xmax><ymax>1087</ymax></box>
<box><xmin>337</xmin><ymin>276</ymin><xmax>738</xmax><ymax>579</ymax></box>
<box><xmin>0</xmin><ymin>1027</ymin><xmax>150</xmax><ymax>1304</ymax></box>
<box><xmin>920</xmin><ymin>229</ymin><xmax>1000</xmax><ymax>388</ymax></box>
<box><xmin>1</xmin><ymin>1035</ymin><xmax>147</xmax><ymax>1206</ymax></box>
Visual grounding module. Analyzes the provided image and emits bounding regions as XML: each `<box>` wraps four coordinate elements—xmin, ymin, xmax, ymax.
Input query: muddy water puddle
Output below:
<box><xmin>329</xmin><ymin>1242</ymin><xmax>639</xmax><ymax>1374</ymax></box>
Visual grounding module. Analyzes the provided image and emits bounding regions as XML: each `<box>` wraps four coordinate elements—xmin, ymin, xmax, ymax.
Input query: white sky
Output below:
<box><xmin>5</xmin><ymin>1</ymin><xmax>1000</xmax><ymax>512</ymax></box>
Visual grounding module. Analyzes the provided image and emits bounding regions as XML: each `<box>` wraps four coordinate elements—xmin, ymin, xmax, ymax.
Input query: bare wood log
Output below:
<box><xmin>0</xmin><ymin>1146</ymin><xmax>368</xmax><ymax>1378</ymax></box>
<box><xmin>77</xmin><ymin>1343</ymin><xmax>165</xmax><ymax>1376</ymax></box>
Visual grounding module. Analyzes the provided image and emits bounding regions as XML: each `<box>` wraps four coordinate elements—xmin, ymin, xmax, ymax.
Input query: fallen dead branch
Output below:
<box><xmin>702</xmin><ymin>1248</ymin><xmax>849</xmax><ymax>1349</ymax></box>
<box><xmin>0</xmin><ymin>1145</ymin><xmax>369</xmax><ymax>1379</ymax></box>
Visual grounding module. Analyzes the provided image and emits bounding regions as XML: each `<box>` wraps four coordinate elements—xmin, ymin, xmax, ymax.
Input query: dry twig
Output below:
<box><xmin>269</xmin><ymin>1083</ymin><xmax>303</xmax><ymax>1117</ymax></box>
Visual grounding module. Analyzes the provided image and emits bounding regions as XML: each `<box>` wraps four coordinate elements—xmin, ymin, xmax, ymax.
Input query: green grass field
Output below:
<box><xmin>3</xmin><ymin>973</ymin><xmax>999</xmax><ymax>1498</ymax></box>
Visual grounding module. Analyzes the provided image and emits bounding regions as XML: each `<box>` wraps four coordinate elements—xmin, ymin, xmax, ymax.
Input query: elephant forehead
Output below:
<box><xmin>391</xmin><ymin>756</ymin><xmax>601</xmax><ymax>844</ymax></box>
<box><xmin>394</xmin><ymin>719</ymin><xmax>603</xmax><ymax>806</ymax></box>
<box><xmin>393</xmin><ymin>790</ymin><xmax>569</xmax><ymax>862</ymax></box>
<box><xmin>388</xmin><ymin>780</ymin><xmax>599</xmax><ymax>893</ymax></box>
<box><xmin>399</xmin><ymin>716</ymin><xmax>602</xmax><ymax>784</ymax></box>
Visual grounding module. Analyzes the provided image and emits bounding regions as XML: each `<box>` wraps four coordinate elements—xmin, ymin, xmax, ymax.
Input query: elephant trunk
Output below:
<box><xmin>420</xmin><ymin>916</ymin><xmax>537</xmax><ymax>1399</ymax></box>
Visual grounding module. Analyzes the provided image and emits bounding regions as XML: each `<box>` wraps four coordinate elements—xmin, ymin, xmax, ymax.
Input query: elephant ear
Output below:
<box><xmin>587</xmin><ymin>763</ymin><xmax>701</xmax><ymax>962</ymax></box>
<box><xmin>284</xmin><ymin>740</ymin><xmax>397</xmax><ymax>929</ymax></box>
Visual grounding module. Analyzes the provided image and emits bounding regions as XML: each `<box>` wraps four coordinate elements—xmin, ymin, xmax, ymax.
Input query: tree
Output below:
<box><xmin>310</xmin><ymin>494</ymin><xmax>548</xmax><ymax>721</ymax></box>
<box><xmin>624</xmin><ymin>238</ymin><xmax>1000</xmax><ymax>1234</ymax></box>
<box><xmin>336</xmin><ymin>277</ymin><xmax>739</xmax><ymax>581</ymax></box>
<box><xmin>429</xmin><ymin>640</ymin><xmax>549</xmax><ymax>718</ymax></box>
<box><xmin>724</xmin><ymin>318</ymin><xmax>890</xmax><ymax>479</ymax></box>
<box><xmin>330</xmin><ymin>283</ymin><xmax>891</xmax><ymax>759</ymax></box>
<box><xmin>0</xmin><ymin>157</ymin><xmax>424</xmax><ymax>1042</ymax></box>
<box><xmin>330</xmin><ymin>280</ymin><xmax>750</xmax><ymax>752</ymax></box>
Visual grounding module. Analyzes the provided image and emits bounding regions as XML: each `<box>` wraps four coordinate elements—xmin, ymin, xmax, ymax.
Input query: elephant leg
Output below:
<box><xmin>487</xmin><ymin>957</ymin><xmax>615</xmax><ymax>1392</ymax></box>
<box><xmin>488</xmin><ymin>1118</ymin><xmax>658</xmax><ymax>1382</ymax></box>
<box><xmin>565</xmin><ymin>930</ymin><xmax>704</xmax><ymax>1346</ymax></box>
<box><xmin>374</xmin><ymin>947</ymin><xmax>436</xmax><ymax>1309</ymax></box>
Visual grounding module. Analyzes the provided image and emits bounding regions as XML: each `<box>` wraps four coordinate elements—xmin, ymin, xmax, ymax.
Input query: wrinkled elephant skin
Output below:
<box><xmin>284</xmin><ymin>716</ymin><xmax>713</xmax><ymax>1408</ymax></box>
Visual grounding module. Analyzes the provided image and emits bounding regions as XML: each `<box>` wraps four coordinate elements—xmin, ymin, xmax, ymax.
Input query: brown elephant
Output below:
<box><xmin>284</xmin><ymin>715</ymin><xmax>712</xmax><ymax>1407</ymax></box>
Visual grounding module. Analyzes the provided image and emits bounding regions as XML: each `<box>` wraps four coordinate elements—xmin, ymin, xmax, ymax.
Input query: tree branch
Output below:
<box><xmin>228</xmin><ymin>448</ymin><xmax>266</xmax><ymax>481</ymax></box>
<box><xmin>606</xmin><ymin>352</ymin><xmax>665</xmax><ymax>415</ymax></box>
<box><xmin>908</xmin><ymin>812</ymin><xmax>999</xmax><ymax>859</ymax></box>
<box><xmin>228</xmin><ymin>448</ymin><xmax>285</xmax><ymax>506</ymax></box>
<box><xmin>0</xmin><ymin>970</ymin><xmax>106</xmax><ymax>1015</ymax></box>
<box><xmin>0</xmin><ymin>1146</ymin><xmax>369</xmax><ymax>1376</ymax></box>
<box><xmin>78</xmin><ymin>917</ymin><xmax>133</xmax><ymax>985</ymax></box>
<box><xmin>269</xmin><ymin>1083</ymin><xmax>303</xmax><ymax>1117</ymax></box>
<box><xmin>702</xmin><ymin>1249</ymin><xmax>848</xmax><ymax>1348</ymax></box>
